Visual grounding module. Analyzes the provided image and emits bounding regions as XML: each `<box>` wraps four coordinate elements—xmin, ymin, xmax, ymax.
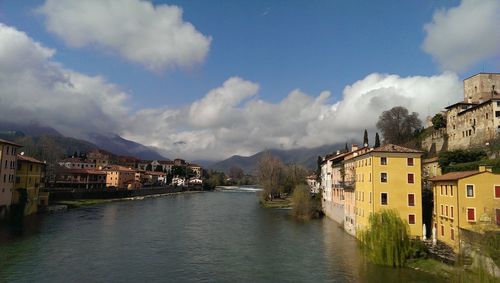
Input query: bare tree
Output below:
<box><xmin>256</xmin><ymin>152</ymin><xmax>283</xmax><ymax>201</ymax></box>
<box><xmin>376</xmin><ymin>106</ymin><xmax>422</xmax><ymax>145</ymax></box>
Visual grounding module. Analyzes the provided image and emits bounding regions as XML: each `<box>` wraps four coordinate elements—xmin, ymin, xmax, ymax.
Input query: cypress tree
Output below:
<box><xmin>344</xmin><ymin>143</ymin><xmax>349</xmax><ymax>152</ymax></box>
<box><xmin>375</xmin><ymin>132</ymin><xmax>381</xmax><ymax>148</ymax></box>
<box><xmin>363</xmin><ymin>129</ymin><xmax>369</xmax><ymax>146</ymax></box>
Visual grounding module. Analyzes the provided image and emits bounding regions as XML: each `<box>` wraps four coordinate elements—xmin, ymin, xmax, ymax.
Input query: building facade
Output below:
<box><xmin>104</xmin><ymin>165</ymin><xmax>136</xmax><ymax>189</ymax></box>
<box><xmin>351</xmin><ymin>144</ymin><xmax>424</xmax><ymax>238</ymax></box>
<box><xmin>13</xmin><ymin>154</ymin><xmax>46</xmax><ymax>216</ymax></box>
<box><xmin>55</xmin><ymin>169</ymin><xmax>107</xmax><ymax>189</ymax></box>
<box><xmin>0</xmin><ymin>139</ymin><xmax>21</xmax><ymax>219</ymax></box>
<box><xmin>430</xmin><ymin>166</ymin><xmax>500</xmax><ymax>252</ymax></box>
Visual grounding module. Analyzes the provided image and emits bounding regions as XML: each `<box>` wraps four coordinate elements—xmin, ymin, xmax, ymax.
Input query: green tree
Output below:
<box><xmin>374</xmin><ymin>132</ymin><xmax>381</xmax><ymax>147</ymax></box>
<box><xmin>155</xmin><ymin>165</ymin><xmax>163</xmax><ymax>172</ymax></box>
<box><xmin>145</xmin><ymin>164</ymin><xmax>152</xmax><ymax>171</ymax></box>
<box><xmin>316</xmin><ymin>156</ymin><xmax>322</xmax><ymax>182</ymax></box>
<box><xmin>363</xmin><ymin>129</ymin><xmax>369</xmax><ymax>146</ymax></box>
<box><xmin>344</xmin><ymin>143</ymin><xmax>349</xmax><ymax>152</ymax></box>
<box><xmin>376</xmin><ymin>106</ymin><xmax>422</xmax><ymax>145</ymax></box>
<box><xmin>431</xmin><ymin>113</ymin><xmax>447</xmax><ymax>130</ymax></box>
<box><xmin>358</xmin><ymin>210</ymin><xmax>412</xmax><ymax>267</ymax></box>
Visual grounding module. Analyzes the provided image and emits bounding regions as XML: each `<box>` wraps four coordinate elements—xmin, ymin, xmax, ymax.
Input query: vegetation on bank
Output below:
<box><xmin>358</xmin><ymin>210</ymin><xmax>413</xmax><ymax>267</ymax></box>
<box><xmin>290</xmin><ymin>185</ymin><xmax>322</xmax><ymax>220</ymax></box>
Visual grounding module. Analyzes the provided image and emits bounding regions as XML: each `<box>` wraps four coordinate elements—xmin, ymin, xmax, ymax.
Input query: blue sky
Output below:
<box><xmin>0</xmin><ymin>0</ymin><xmax>477</xmax><ymax>108</ymax></box>
<box><xmin>0</xmin><ymin>0</ymin><xmax>498</xmax><ymax>160</ymax></box>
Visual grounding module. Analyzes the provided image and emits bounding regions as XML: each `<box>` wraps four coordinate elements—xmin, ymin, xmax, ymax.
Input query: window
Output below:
<box><xmin>441</xmin><ymin>225</ymin><xmax>444</xmax><ymax>236</ymax></box>
<box><xmin>496</xmin><ymin>111</ymin><xmax>500</xmax><ymax>118</ymax></box>
<box><xmin>407</xmin><ymin>158</ymin><xmax>414</xmax><ymax>166</ymax></box>
<box><xmin>445</xmin><ymin>185</ymin><xmax>448</xmax><ymax>196</ymax></box>
<box><xmin>495</xmin><ymin>185</ymin><xmax>500</xmax><ymax>198</ymax></box>
<box><xmin>440</xmin><ymin>185</ymin><xmax>443</xmax><ymax>196</ymax></box>
<box><xmin>408</xmin><ymin>194</ymin><xmax>415</xmax><ymax>206</ymax></box>
<box><xmin>441</xmin><ymin>204</ymin><xmax>444</xmax><ymax>215</ymax></box>
<box><xmin>497</xmin><ymin>209</ymin><xmax>500</xmax><ymax>226</ymax></box>
<box><xmin>466</xmin><ymin>185</ymin><xmax>474</xmax><ymax>197</ymax></box>
<box><xmin>450</xmin><ymin>186</ymin><xmax>454</xmax><ymax>197</ymax></box>
<box><xmin>451</xmin><ymin>229</ymin><xmax>455</xmax><ymax>241</ymax></box>
<box><xmin>467</xmin><ymin>208</ymin><xmax>476</xmax><ymax>222</ymax></box>
<box><xmin>407</xmin><ymin>173</ymin><xmax>414</xmax><ymax>184</ymax></box>
<box><xmin>408</xmin><ymin>214</ymin><xmax>416</xmax><ymax>224</ymax></box>
<box><xmin>380</xmin><ymin>157</ymin><xmax>387</xmax><ymax>165</ymax></box>
<box><xmin>450</xmin><ymin>206</ymin><xmax>454</xmax><ymax>219</ymax></box>
<box><xmin>445</xmin><ymin>205</ymin><xmax>448</xmax><ymax>217</ymax></box>
<box><xmin>381</xmin><ymin>193</ymin><xmax>388</xmax><ymax>205</ymax></box>
<box><xmin>381</xmin><ymin>173</ymin><xmax>387</xmax><ymax>183</ymax></box>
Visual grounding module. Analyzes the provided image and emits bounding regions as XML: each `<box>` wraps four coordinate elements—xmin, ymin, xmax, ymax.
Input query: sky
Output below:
<box><xmin>0</xmin><ymin>0</ymin><xmax>499</xmax><ymax>160</ymax></box>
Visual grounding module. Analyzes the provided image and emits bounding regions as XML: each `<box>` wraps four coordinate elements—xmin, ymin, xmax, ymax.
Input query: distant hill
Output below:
<box><xmin>0</xmin><ymin>122</ymin><xmax>166</xmax><ymax>161</ymax></box>
<box><xmin>209</xmin><ymin>143</ymin><xmax>347</xmax><ymax>174</ymax></box>
<box><xmin>87</xmin><ymin>133</ymin><xmax>166</xmax><ymax>160</ymax></box>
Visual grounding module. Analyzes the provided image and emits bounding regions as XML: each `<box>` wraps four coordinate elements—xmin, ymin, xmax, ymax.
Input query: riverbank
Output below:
<box><xmin>259</xmin><ymin>197</ymin><xmax>292</xmax><ymax>209</ymax></box>
<box><xmin>52</xmin><ymin>190</ymin><xmax>206</xmax><ymax>209</ymax></box>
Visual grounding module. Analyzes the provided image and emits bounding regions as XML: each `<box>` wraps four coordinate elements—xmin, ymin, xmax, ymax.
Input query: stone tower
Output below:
<box><xmin>463</xmin><ymin>73</ymin><xmax>500</xmax><ymax>104</ymax></box>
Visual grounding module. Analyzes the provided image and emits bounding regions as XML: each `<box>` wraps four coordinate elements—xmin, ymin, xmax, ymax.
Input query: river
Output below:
<box><xmin>0</xmin><ymin>190</ymin><xmax>444</xmax><ymax>282</ymax></box>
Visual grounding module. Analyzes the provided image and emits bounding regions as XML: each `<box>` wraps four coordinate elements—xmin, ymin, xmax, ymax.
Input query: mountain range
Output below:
<box><xmin>208</xmin><ymin>143</ymin><xmax>349</xmax><ymax>174</ymax></box>
<box><xmin>0</xmin><ymin>121</ymin><xmax>165</xmax><ymax>161</ymax></box>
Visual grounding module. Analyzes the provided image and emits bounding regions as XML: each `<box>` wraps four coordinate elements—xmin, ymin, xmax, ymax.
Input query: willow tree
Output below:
<box><xmin>358</xmin><ymin>210</ymin><xmax>411</xmax><ymax>267</ymax></box>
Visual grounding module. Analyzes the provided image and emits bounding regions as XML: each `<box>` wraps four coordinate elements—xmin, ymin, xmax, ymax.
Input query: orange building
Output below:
<box><xmin>104</xmin><ymin>165</ymin><xmax>137</xmax><ymax>189</ymax></box>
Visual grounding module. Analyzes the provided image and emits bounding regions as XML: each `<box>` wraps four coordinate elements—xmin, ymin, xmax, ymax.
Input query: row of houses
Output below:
<box><xmin>55</xmin><ymin>150</ymin><xmax>202</xmax><ymax>189</ymax></box>
<box><xmin>319</xmin><ymin>143</ymin><xmax>499</xmax><ymax>253</ymax></box>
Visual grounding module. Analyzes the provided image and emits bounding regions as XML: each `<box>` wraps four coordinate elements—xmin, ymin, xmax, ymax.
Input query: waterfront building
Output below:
<box><xmin>103</xmin><ymin>165</ymin><xmax>137</xmax><ymax>189</ymax></box>
<box><xmin>58</xmin><ymin>157</ymin><xmax>96</xmax><ymax>169</ymax></box>
<box><xmin>0</xmin><ymin>139</ymin><xmax>22</xmax><ymax>219</ymax></box>
<box><xmin>321</xmin><ymin>151</ymin><xmax>347</xmax><ymax>224</ymax></box>
<box><xmin>430</xmin><ymin>166</ymin><xmax>500</xmax><ymax>252</ymax></box>
<box><xmin>54</xmin><ymin>168</ymin><xmax>107</xmax><ymax>189</ymax></box>
<box><xmin>342</xmin><ymin>145</ymin><xmax>371</xmax><ymax>237</ymax></box>
<box><xmin>350</xmin><ymin>144</ymin><xmax>424</xmax><ymax>238</ymax></box>
<box><xmin>12</xmin><ymin>154</ymin><xmax>46</xmax><ymax>216</ymax></box>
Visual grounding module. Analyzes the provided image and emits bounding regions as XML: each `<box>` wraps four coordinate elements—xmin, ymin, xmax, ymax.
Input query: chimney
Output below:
<box><xmin>351</xmin><ymin>144</ymin><xmax>358</xmax><ymax>152</ymax></box>
<box><xmin>478</xmin><ymin>165</ymin><xmax>492</xmax><ymax>173</ymax></box>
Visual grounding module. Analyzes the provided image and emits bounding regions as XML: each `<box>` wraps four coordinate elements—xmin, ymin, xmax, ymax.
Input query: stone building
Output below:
<box><xmin>422</xmin><ymin>73</ymin><xmax>500</xmax><ymax>153</ymax></box>
<box><xmin>446</xmin><ymin>73</ymin><xmax>500</xmax><ymax>150</ymax></box>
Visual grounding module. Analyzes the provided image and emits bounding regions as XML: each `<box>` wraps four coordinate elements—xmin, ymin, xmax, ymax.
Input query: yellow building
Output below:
<box><xmin>430</xmin><ymin>166</ymin><xmax>500</xmax><ymax>252</ymax></box>
<box><xmin>104</xmin><ymin>165</ymin><xmax>137</xmax><ymax>189</ymax></box>
<box><xmin>13</xmin><ymin>154</ymin><xmax>46</xmax><ymax>216</ymax></box>
<box><xmin>351</xmin><ymin>144</ymin><xmax>424</xmax><ymax>238</ymax></box>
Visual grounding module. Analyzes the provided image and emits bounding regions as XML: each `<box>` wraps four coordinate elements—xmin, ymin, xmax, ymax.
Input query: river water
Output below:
<box><xmin>0</xmin><ymin>191</ymin><xmax>444</xmax><ymax>282</ymax></box>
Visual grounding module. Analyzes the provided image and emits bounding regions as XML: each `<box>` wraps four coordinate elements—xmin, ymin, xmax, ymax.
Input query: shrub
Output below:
<box><xmin>291</xmin><ymin>185</ymin><xmax>313</xmax><ymax>220</ymax></box>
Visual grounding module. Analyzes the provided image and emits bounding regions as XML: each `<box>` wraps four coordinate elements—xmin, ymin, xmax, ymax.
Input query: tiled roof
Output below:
<box><xmin>372</xmin><ymin>144</ymin><xmax>423</xmax><ymax>154</ymax></box>
<box><xmin>188</xmin><ymin>163</ymin><xmax>201</xmax><ymax>167</ymax></box>
<box><xmin>429</xmin><ymin>171</ymin><xmax>481</xmax><ymax>181</ymax></box>
<box><xmin>423</xmin><ymin>157</ymin><xmax>439</xmax><ymax>163</ymax></box>
<box><xmin>103</xmin><ymin>165</ymin><xmax>136</xmax><ymax>172</ymax></box>
<box><xmin>17</xmin><ymin>154</ymin><xmax>45</xmax><ymax>164</ymax></box>
<box><xmin>444</xmin><ymin>101</ymin><xmax>476</xmax><ymax>110</ymax></box>
<box><xmin>0</xmin><ymin>138</ymin><xmax>22</xmax><ymax>147</ymax></box>
<box><xmin>457</xmin><ymin>98</ymin><xmax>500</xmax><ymax>116</ymax></box>
<box><xmin>62</xmin><ymin>168</ymin><xmax>107</xmax><ymax>175</ymax></box>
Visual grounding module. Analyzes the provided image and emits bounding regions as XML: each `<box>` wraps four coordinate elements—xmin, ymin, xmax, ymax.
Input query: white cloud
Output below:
<box><xmin>38</xmin><ymin>0</ymin><xmax>211</xmax><ymax>71</ymax></box>
<box><xmin>0</xmin><ymin>23</ymin><xmax>463</xmax><ymax>161</ymax></box>
<box><xmin>422</xmin><ymin>0</ymin><xmax>500</xmax><ymax>72</ymax></box>
<box><xmin>127</xmin><ymin>73</ymin><xmax>462</xmax><ymax>160</ymax></box>
<box><xmin>0</xmin><ymin>23</ymin><xmax>129</xmax><ymax>138</ymax></box>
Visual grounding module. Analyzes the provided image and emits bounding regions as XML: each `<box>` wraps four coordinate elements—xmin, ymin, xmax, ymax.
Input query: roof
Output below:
<box><xmin>17</xmin><ymin>154</ymin><xmax>45</xmax><ymax>164</ymax></box>
<box><xmin>188</xmin><ymin>163</ymin><xmax>201</xmax><ymax>168</ymax></box>
<box><xmin>371</xmin><ymin>144</ymin><xmax>423</xmax><ymax>154</ymax></box>
<box><xmin>158</xmin><ymin>160</ymin><xmax>174</xmax><ymax>165</ymax></box>
<box><xmin>445</xmin><ymin>101</ymin><xmax>476</xmax><ymax>110</ymax></box>
<box><xmin>0</xmin><ymin>138</ymin><xmax>22</xmax><ymax>147</ymax></box>
<box><xmin>103</xmin><ymin>165</ymin><xmax>136</xmax><ymax>172</ymax></box>
<box><xmin>62</xmin><ymin>168</ymin><xmax>107</xmax><ymax>175</ymax></box>
<box><xmin>423</xmin><ymin>157</ymin><xmax>439</xmax><ymax>164</ymax></box>
<box><xmin>457</xmin><ymin>98</ymin><xmax>500</xmax><ymax>116</ymax></box>
<box><xmin>463</xmin><ymin>72</ymin><xmax>500</xmax><ymax>81</ymax></box>
<box><xmin>59</xmin><ymin>157</ymin><xmax>86</xmax><ymax>163</ymax></box>
<box><xmin>429</xmin><ymin>170</ymin><xmax>481</xmax><ymax>181</ymax></box>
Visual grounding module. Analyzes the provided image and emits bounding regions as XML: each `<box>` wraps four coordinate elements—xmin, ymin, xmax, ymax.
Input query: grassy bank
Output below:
<box><xmin>259</xmin><ymin>197</ymin><xmax>292</xmax><ymax>209</ymax></box>
<box><xmin>407</xmin><ymin>258</ymin><xmax>456</xmax><ymax>280</ymax></box>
